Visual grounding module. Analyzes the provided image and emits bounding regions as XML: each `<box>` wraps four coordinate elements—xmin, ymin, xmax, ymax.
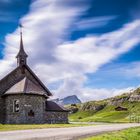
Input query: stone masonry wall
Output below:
<box><xmin>0</xmin><ymin>96</ymin><xmax>5</xmax><ymax>123</ymax></box>
<box><xmin>4</xmin><ymin>94</ymin><xmax>46</xmax><ymax>124</ymax></box>
<box><xmin>45</xmin><ymin>111</ymin><xmax>68</xmax><ymax>124</ymax></box>
<box><xmin>3</xmin><ymin>94</ymin><xmax>68</xmax><ymax>124</ymax></box>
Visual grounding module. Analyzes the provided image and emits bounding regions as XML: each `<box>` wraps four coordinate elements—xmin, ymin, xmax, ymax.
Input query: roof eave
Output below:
<box><xmin>2</xmin><ymin>92</ymin><xmax>49</xmax><ymax>98</ymax></box>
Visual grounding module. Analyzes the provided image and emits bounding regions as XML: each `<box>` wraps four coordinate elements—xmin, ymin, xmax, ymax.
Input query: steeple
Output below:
<box><xmin>16</xmin><ymin>24</ymin><xmax>28</xmax><ymax>67</ymax></box>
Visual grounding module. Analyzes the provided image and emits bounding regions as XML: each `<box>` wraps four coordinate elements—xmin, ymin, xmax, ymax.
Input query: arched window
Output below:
<box><xmin>13</xmin><ymin>100</ymin><xmax>19</xmax><ymax>112</ymax></box>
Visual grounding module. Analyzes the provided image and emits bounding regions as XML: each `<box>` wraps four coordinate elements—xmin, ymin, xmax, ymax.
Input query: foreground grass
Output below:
<box><xmin>81</xmin><ymin>127</ymin><xmax>140</xmax><ymax>140</ymax></box>
<box><xmin>0</xmin><ymin>123</ymin><xmax>92</xmax><ymax>131</ymax></box>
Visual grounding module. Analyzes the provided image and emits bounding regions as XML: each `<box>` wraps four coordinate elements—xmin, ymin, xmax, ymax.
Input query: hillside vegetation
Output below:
<box><xmin>68</xmin><ymin>88</ymin><xmax>140</xmax><ymax>123</ymax></box>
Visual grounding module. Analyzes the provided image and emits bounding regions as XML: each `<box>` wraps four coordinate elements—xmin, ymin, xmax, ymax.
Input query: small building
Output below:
<box><xmin>115</xmin><ymin>106</ymin><xmax>128</xmax><ymax>111</ymax></box>
<box><xmin>0</xmin><ymin>28</ymin><xmax>68</xmax><ymax>124</ymax></box>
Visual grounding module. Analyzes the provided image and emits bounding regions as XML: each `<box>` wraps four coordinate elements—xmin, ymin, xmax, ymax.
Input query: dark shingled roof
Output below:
<box><xmin>0</xmin><ymin>65</ymin><xmax>52</xmax><ymax>97</ymax></box>
<box><xmin>46</xmin><ymin>101</ymin><xmax>69</xmax><ymax>112</ymax></box>
<box><xmin>5</xmin><ymin>77</ymin><xmax>47</xmax><ymax>95</ymax></box>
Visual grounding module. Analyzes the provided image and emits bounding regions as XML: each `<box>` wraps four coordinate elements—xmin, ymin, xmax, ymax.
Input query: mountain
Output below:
<box><xmin>52</xmin><ymin>95</ymin><xmax>81</xmax><ymax>105</ymax></box>
<box><xmin>60</xmin><ymin>95</ymin><xmax>81</xmax><ymax>105</ymax></box>
<box><xmin>68</xmin><ymin>88</ymin><xmax>140</xmax><ymax>123</ymax></box>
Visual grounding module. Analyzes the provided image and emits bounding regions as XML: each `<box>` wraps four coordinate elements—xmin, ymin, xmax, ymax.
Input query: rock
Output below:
<box><xmin>108</xmin><ymin>96</ymin><xmax>129</xmax><ymax>106</ymax></box>
<box><xmin>129</xmin><ymin>95</ymin><xmax>140</xmax><ymax>102</ymax></box>
<box><xmin>52</xmin><ymin>95</ymin><xmax>81</xmax><ymax>105</ymax></box>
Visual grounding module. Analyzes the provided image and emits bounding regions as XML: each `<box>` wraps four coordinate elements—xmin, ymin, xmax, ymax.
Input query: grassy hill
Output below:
<box><xmin>68</xmin><ymin>88</ymin><xmax>140</xmax><ymax>123</ymax></box>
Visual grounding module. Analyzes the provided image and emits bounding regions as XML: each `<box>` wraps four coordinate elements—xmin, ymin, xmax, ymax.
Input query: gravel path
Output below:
<box><xmin>0</xmin><ymin>123</ymin><xmax>140</xmax><ymax>140</ymax></box>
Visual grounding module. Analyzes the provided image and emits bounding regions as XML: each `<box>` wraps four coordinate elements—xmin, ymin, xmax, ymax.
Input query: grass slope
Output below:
<box><xmin>69</xmin><ymin>101</ymin><xmax>140</xmax><ymax>123</ymax></box>
<box><xmin>0</xmin><ymin>123</ymin><xmax>92</xmax><ymax>131</ymax></box>
<box><xmin>81</xmin><ymin>127</ymin><xmax>140</xmax><ymax>140</ymax></box>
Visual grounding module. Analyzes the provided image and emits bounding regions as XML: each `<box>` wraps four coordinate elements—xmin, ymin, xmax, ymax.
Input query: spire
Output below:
<box><xmin>16</xmin><ymin>24</ymin><xmax>28</xmax><ymax>67</ymax></box>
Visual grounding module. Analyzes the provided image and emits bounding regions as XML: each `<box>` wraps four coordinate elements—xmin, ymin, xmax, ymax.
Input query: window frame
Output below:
<box><xmin>13</xmin><ymin>99</ymin><xmax>20</xmax><ymax>113</ymax></box>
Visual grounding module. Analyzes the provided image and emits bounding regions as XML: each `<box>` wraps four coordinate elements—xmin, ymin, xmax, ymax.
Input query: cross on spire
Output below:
<box><xmin>16</xmin><ymin>24</ymin><xmax>28</xmax><ymax>67</ymax></box>
<box><xmin>19</xmin><ymin>24</ymin><xmax>23</xmax><ymax>33</ymax></box>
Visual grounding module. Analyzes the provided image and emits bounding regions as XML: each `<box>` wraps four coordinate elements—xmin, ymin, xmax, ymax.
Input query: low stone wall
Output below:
<box><xmin>0</xmin><ymin>96</ymin><xmax>5</xmax><ymax>123</ymax></box>
<box><xmin>45</xmin><ymin>111</ymin><xmax>68</xmax><ymax>124</ymax></box>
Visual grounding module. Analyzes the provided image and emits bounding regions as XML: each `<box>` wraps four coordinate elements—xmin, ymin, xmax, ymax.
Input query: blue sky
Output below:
<box><xmin>0</xmin><ymin>0</ymin><xmax>31</xmax><ymax>58</ymax></box>
<box><xmin>0</xmin><ymin>0</ymin><xmax>140</xmax><ymax>101</ymax></box>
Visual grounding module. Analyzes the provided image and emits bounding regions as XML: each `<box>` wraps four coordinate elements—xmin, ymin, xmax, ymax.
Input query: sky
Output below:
<box><xmin>0</xmin><ymin>0</ymin><xmax>140</xmax><ymax>102</ymax></box>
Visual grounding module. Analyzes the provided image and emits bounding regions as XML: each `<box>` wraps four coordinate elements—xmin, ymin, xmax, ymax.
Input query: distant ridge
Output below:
<box><xmin>52</xmin><ymin>95</ymin><xmax>81</xmax><ymax>105</ymax></box>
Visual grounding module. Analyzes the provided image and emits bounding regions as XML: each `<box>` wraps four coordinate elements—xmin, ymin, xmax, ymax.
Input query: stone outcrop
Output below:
<box><xmin>81</xmin><ymin>102</ymin><xmax>106</xmax><ymax>111</ymax></box>
<box><xmin>108</xmin><ymin>96</ymin><xmax>129</xmax><ymax>106</ymax></box>
<box><xmin>129</xmin><ymin>94</ymin><xmax>140</xmax><ymax>102</ymax></box>
<box><xmin>107</xmin><ymin>93</ymin><xmax>140</xmax><ymax>105</ymax></box>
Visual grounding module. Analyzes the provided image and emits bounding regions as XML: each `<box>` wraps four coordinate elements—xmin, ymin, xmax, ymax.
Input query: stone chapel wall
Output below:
<box><xmin>45</xmin><ymin>111</ymin><xmax>68</xmax><ymax>124</ymax></box>
<box><xmin>0</xmin><ymin>96</ymin><xmax>5</xmax><ymax>123</ymax></box>
<box><xmin>4</xmin><ymin>94</ymin><xmax>46</xmax><ymax>124</ymax></box>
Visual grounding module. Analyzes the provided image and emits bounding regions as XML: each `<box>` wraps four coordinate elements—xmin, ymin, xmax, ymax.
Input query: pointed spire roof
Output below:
<box><xmin>16</xmin><ymin>24</ymin><xmax>28</xmax><ymax>58</ymax></box>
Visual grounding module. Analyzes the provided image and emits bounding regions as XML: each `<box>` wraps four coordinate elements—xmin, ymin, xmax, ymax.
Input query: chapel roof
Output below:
<box><xmin>46</xmin><ymin>101</ymin><xmax>69</xmax><ymax>112</ymax></box>
<box><xmin>5</xmin><ymin>77</ymin><xmax>46</xmax><ymax>95</ymax></box>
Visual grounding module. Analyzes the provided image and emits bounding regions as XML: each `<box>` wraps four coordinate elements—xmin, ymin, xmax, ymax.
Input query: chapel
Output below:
<box><xmin>0</xmin><ymin>27</ymin><xmax>68</xmax><ymax>124</ymax></box>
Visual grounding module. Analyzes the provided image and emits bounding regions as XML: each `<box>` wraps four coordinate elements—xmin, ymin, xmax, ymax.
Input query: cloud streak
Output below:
<box><xmin>75</xmin><ymin>16</ymin><xmax>117</xmax><ymax>30</ymax></box>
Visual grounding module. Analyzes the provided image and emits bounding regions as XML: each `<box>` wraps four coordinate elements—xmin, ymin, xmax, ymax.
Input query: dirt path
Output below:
<box><xmin>0</xmin><ymin>123</ymin><xmax>140</xmax><ymax>140</ymax></box>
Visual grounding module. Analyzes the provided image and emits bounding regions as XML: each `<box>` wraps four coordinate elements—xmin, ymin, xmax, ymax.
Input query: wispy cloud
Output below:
<box><xmin>75</xmin><ymin>16</ymin><xmax>117</xmax><ymax>30</ymax></box>
<box><xmin>77</xmin><ymin>87</ymin><xmax>135</xmax><ymax>102</ymax></box>
<box><xmin>1</xmin><ymin>0</ymin><xmax>140</xmax><ymax>101</ymax></box>
<box><xmin>122</xmin><ymin>62</ymin><xmax>140</xmax><ymax>78</ymax></box>
<box><xmin>100</xmin><ymin>61</ymin><xmax>140</xmax><ymax>79</ymax></box>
